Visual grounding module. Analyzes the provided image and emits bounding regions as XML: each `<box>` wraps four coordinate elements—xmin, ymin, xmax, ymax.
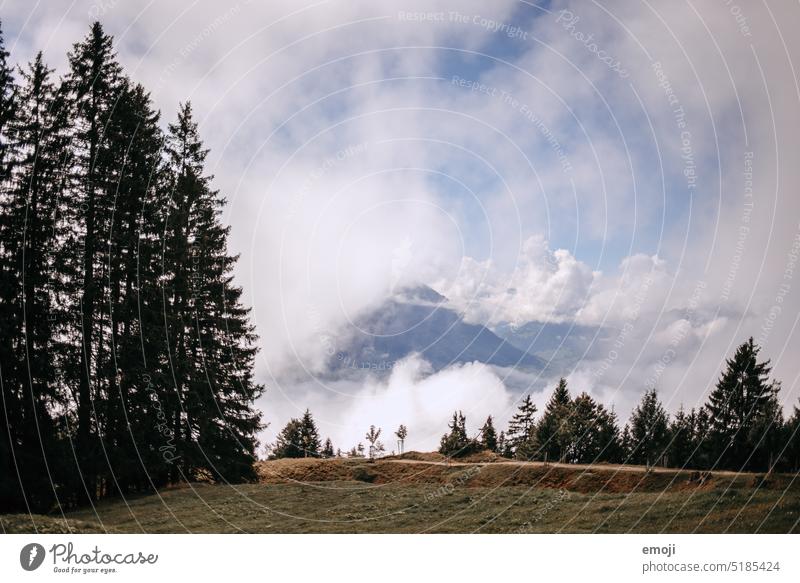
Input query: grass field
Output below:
<box><xmin>3</xmin><ymin>456</ymin><xmax>799</xmax><ymax>534</ymax></box>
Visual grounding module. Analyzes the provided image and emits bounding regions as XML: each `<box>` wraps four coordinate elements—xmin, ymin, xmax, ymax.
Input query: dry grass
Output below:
<box><xmin>3</xmin><ymin>457</ymin><xmax>797</xmax><ymax>534</ymax></box>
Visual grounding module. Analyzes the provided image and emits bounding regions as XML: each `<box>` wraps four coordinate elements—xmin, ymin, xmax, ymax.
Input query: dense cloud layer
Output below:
<box><xmin>5</xmin><ymin>0</ymin><xmax>799</xmax><ymax>449</ymax></box>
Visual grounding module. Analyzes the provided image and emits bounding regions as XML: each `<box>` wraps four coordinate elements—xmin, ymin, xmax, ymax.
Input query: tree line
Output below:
<box><xmin>444</xmin><ymin>338</ymin><xmax>799</xmax><ymax>472</ymax></box>
<box><xmin>272</xmin><ymin>339</ymin><xmax>800</xmax><ymax>473</ymax></box>
<box><xmin>0</xmin><ymin>22</ymin><xmax>263</xmax><ymax>514</ymax></box>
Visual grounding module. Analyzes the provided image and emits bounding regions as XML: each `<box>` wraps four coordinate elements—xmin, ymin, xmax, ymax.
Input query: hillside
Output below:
<box><xmin>4</xmin><ymin>456</ymin><xmax>797</xmax><ymax>534</ymax></box>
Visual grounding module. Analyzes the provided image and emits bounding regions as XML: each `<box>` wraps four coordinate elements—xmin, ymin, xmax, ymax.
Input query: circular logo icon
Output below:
<box><xmin>20</xmin><ymin>543</ymin><xmax>46</xmax><ymax>571</ymax></box>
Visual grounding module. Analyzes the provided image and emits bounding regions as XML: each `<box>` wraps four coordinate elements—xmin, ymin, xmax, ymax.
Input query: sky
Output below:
<box><xmin>3</xmin><ymin>0</ymin><xmax>800</xmax><ymax>453</ymax></box>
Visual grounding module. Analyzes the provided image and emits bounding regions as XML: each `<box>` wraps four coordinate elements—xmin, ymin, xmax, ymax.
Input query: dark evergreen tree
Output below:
<box><xmin>786</xmin><ymin>401</ymin><xmax>800</xmax><ymax>471</ymax></box>
<box><xmin>507</xmin><ymin>395</ymin><xmax>537</xmax><ymax>458</ymax></box>
<box><xmin>480</xmin><ymin>415</ymin><xmax>498</xmax><ymax>452</ymax></box>
<box><xmin>628</xmin><ymin>389</ymin><xmax>670</xmax><ymax>466</ymax></box>
<box><xmin>298</xmin><ymin>409</ymin><xmax>320</xmax><ymax>457</ymax></box>
<box><xmin>567</xmin><ymin>393</ymin><xmax>605</xmax><ymax>464</ymax></box>
<box><xmin>60</xmin><ymin>21</ymin><xmax>125</xmax><ymax>501</ymax></box>
<box><xmin>705</xmin><ymin>338</ymin><xmax>780</xmax><ymax>471</ymax></box>
<box><xmin>497</xmin><ymin>430</ymin><xmax>510</xmax><ymax>458</ymax></box>
<box><xmin>163</xmin><ymin>101</ymin><xmax>263</xmax><ymax>479</ymax></box>
<box><xmin>272</xmin><ymin>418</ymin><xmax>304</xmax><ymax>459</ymax></box>
<box><xmin>439</xmin><ymin>411</ymin><xmax>480</xmax><ymax>457</ymax></box>
<box><xmin>620</xmin><ymin>424</ymin><xmax>632</xmax><ymax>462</ymax></box>
<box><xmin>596</xmin><ymin>404</ymin><xmax>622</xmax><ymax>463</ymax></box>
<box><xmin>322</xmin><ymin>438</ymin><xmax>334</xmax><ymax>458</ymax></box>
<box><xmin>689</xmin><ymin>407</ymin><xmax>712</xmax><ymax>469</ymax></box>
<box><xmin>536</xmin><ymin>378</ymin><xmax>573</xmax><ymax>462</ymax></box>
<box><xmin>667</xmin><ymin>405</ymin><xmax>694</xmax><ymax>468</ymax></box>
<box><xmin>0</xmin><ymin>21</ymin><xmax>265</xmax><ymax>510</ymax></box>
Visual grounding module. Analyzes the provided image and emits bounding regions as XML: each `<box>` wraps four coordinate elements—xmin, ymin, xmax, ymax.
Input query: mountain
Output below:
<box><xmin>492</xmin><ymin>320</ymin><xmax>614</xmax><ymax>369</ymax></box>
<box><xmin>330</xmin><ymin>286</ymin><xmax>544</xmax><ymax>374</ymax></box>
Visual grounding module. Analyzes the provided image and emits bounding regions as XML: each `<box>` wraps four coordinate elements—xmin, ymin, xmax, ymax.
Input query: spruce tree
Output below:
<box><xmin>322</xmin><ymin>438</ymin><xmax>334</xmax><ymax>458</ymax></box>
<box><xmin>272</xmin><ymin>418</ymin><xmax>304</xmax><ymax>458</ymax></box>
<box><xmin>439</xmin><ymin>411</ymin><xmax>479</xmax><ymax>457</ymax></box>
<box><xmin>298</xmin><ymin>409</ymin><xmax>320</xmax><ymax>457</ymax></box>
<box><xmin>705</xmin><ymin>338</ymin><xmax>779</xmax><ymax>470</ymax></box>
<box><xmin>61</xmin><ymin>21</ymin><xmax>125</xmax><ymax>500</ymax></box>
<box><xmin>596</xmin><ymin>404</ymin><xmax>622</xmax><ymax>463</ymax></box>
<box><xmin>0</xmin><ymin>53</ymin><xmax>72</xmax><ymax>511</ymax></box>
<box><xmin>628</xmin><ymin>389</ymin><xmax>670</xmax><ymax>466</ymax></box>
<box><xmin>507</xmin><ymin>395</ymin><xmax>537</xmax><ymax>458</ymax></box>
<box><xmin>497</xmin><ymin>431</ymin><xmax>510</xmax><ymax>458</ymax></box>
<box><xmin>568</xmin><ymin>393</ymin><xmax>605</xmax><ymax>464</ymax></box>
<box><xmin>786</xmin><ymin>401</ymin><xmax>800</xmax><ymax>471</ymax></box>
<box><xmin>480</xmin><ymin>415</ymin><xmax>498</xmax><ymax>452</ymax></box>
<box><xmin>667</xmin><ymin>405</ymin><xmax>694</xmax><ymax>468</ymax></box>
<box><xmin>536</xmin><ymin>378</ymin><xmax>573</xmax><ymax>462</ymax></box>
<box><xmin>163</xmin><ymin>101</ymin><xmax>263</xmax><ymax>480</ymax></box>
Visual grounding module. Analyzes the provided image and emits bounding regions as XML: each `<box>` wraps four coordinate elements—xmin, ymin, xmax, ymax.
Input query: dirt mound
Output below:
<box><xmin>388</xmin><ymin>451</ymin><xmax>446</xmax><ymax>462</ymax></box>
<box><xmin>257</xmin><ymin>457</ymin><xmax>797</xmax><ymax>495</ymax></box>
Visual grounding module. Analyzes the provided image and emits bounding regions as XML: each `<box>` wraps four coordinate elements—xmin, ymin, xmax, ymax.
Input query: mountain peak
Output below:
<box><xmin>392</xmin><ymin>284</ymin><xmax>447</xmax><ymax>305</ymax></box>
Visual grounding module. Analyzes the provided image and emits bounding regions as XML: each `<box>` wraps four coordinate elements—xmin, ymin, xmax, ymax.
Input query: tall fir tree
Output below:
<box><xmin>0</xmin><ymin>52</ymin><xmax>73</xmax><ymax>512</ymax></box>
<box><xmin>705</xmin><ymin>338</ymin><xmax>780</xmax><ymax>470</ymax></box>
<box><xmin>480</xmin><ymin>415</ymin><xmax>498</xmax><ymax>452</ymax></box>
<box><xmin>298</xmin><ymin>409</ymin><xmax>320</xmax><ymax>457</ymax></box>
<box><xmin>507</xmin><ymin>394</ymin><xmax>537</xmax><ymax>459</ymax></box>
<box><xmin>163</xmin><ymin>102</ymin><xmax>263</xmax><ymax>480</ymax></box>
<box><xmin>567</xmin><ymin>393</ymin><xmax>607</xmax><ymax>464</ymax></box>
<box><xmin>667</xmin><ymin>405</ymin><xmax>694</xmax><ymax>468</ymax></box>
<box><xmin>536</xmin><ymin>378</ymin><xmax>573</xmax><ymax>462</ymax></box>
<box><xmin>61</xmin><ymin>21</ymin><xmax>125</xmax><ymax>501</ymax></box>
<box><xmin>628</xmin><ymin>389</ymin><xmax>670</xmax><ymax>466</ymax></box>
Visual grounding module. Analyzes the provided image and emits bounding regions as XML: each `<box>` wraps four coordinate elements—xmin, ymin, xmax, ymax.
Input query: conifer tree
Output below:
<box><xmin>497</xmin><ymin>431</ymin><xmax>510</xmax><ymax>458</ymax></box>
<box><xmin>163</xmin><ymin>102</ymin><xmax>263</xmax><ymax>479</ymax></box>
<box><xmin>568</xmin><ymin>393</ymin><xmax>605</xmax><ymax>464</ymax></box>
<box><xmin>2</xmin><ymin>53</ymin><xmax>72</xmax><ymax>510</ymax></box>
<box><xmin>507</xmin><ymin>395</ymin><xmax>537</xmax><ymax>458</ymax></box>
<box><xmin>480</xmin><ymin>415</ymin><xmax>498</xmax><ymax>452</ymax></box>
<box><xmin>298</xmin><ymin>409</ymin><xmax>320</xmax><ymax>457</ymax></box>
<box><xmin>536</xmin><ymin>378</ymin><xmax>573</xmax><ymax>462</ymax></box>
<box><xmin>439</xmin><ymin>410</ymin><xmax>480</xmax><ymax>457</ymax></box>
<box><xmin>61</xmin><ymin>21</ymin><xmax>125</xmax><ymax>500</ymax></box>
<box><xmin>272</xmin><ymin>418</ymin><xmax>304</xmax><ymax>459</ymax></box>
<box><xmin>667</xmin><ymin>405</ymin><xmax>694</xmax><ymax>468</ymax></box>
<box><xmin>705</xmin><ymin>338</ymin><xmax>780</xmax><ymax>470</ymax></box>
<box><xmin>628</xmin><ymin>389</ymin><xmax>670</xmax><ymax>466</ymax></box>
<box><xmin>322</xmin><ymin>438</ymin><xmax>334</xmax><ymax>458</ymax></box>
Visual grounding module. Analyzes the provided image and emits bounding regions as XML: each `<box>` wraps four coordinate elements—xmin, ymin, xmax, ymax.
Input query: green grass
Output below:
<box><xmin>5</xmin><ymin>479</ymin><xmax>797</xmax><ymax>534</ymax></box>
